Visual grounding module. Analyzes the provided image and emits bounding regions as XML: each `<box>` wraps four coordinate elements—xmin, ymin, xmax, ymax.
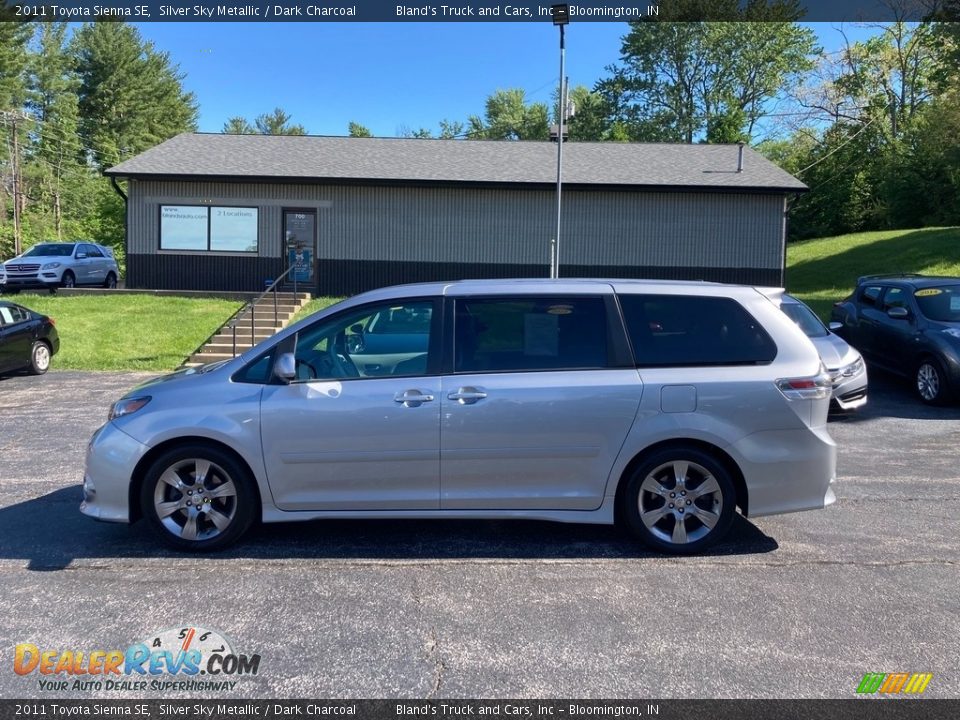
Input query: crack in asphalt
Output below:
<box><xmin>412</xmin><ymin>579</ymin><xmax>446</xmax><ymax>700</ymax></box>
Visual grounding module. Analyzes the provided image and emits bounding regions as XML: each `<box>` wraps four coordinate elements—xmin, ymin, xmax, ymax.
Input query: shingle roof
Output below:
<box><xmin>106</xmin><ymin>132</ymin><xmax>806</xmax><ymax>192</ymax></box>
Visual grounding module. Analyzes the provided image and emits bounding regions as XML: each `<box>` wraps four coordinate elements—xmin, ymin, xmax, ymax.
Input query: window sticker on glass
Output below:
<box><xmin>915</xmin><ymin>288</ymin><xmax>943</xmax><ymax>297</ymax></box>
<box><xmin>524</xmin><ymin>313</ymin><xmax>559</xmax><ymax>356</ymax></box>
<box><xmin>951</xmin><ymin>296</ymin><xmax>960</xmax><ymax>312</ymax></box>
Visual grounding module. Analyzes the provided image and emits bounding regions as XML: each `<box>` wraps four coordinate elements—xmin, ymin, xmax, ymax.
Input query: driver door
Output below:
<box><xmin>260</xmin><ymin>297</ymin><xmax>442</xmax><ymax>511</ymax></box>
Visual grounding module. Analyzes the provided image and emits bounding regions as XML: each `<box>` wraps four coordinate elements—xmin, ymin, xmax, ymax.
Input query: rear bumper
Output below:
<box><xmin>730</xmin><ymin>425</ymin><xmax>837</xmax><ymax>518</ymax></box>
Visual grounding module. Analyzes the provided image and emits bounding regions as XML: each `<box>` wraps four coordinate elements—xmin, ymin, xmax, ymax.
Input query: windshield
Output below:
<box><xmin>781</xmin><ymin>301</ymin><xmax>828</xmax><ymax>338</ymax></box>
<box><xmin>915</xmin><ymin>285</ymin><xmax>960</xmax><ymax>323</ymax></box>
<box><xmin>22</xmin><ymin>243</ymin><xmax>75</xmax><ymax>258</ymax></box>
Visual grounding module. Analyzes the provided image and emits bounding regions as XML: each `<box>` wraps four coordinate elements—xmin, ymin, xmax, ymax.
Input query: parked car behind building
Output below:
<box><xmin>0</xmin><ymin>242</ymin><xmax>119</xmax><ymax>293</ymax></box>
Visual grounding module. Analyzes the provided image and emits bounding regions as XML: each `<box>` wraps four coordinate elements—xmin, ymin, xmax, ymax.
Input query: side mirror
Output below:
<box><xmin>273</xmin><ymin>352</ymin><xmax>296</xmax><ymax>382</ymax></box>
<box><xmin>887</xmin><ymin>306</ymin><xmax>909</xmax><ymax>320</ymax></box>
<box><xmin>349</xmin><ymin>323</ymin><xmax>364</xmax><ymax>335</ymax></box>
<box><xmin>828</xmin><ymin>321</ymin><xmax>843</xmax><ymax>332</ymax></box>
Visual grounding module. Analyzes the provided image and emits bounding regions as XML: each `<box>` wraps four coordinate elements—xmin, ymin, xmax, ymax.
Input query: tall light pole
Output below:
<box><xmin>550</xmin><ymin>4</ymin><xmax>569</xmax><ymax>279</ymax></box>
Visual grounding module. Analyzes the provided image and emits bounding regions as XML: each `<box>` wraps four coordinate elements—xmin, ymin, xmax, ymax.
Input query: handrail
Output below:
<box><xmin>228</xmin><ymin>264</ymin><xmax>303</xmax><ymax>358</ymax></box>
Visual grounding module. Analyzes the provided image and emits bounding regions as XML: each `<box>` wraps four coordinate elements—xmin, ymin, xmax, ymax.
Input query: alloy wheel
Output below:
<box><xmin>33</xmin><ymin>343</ymin><xmax>50</xmax><ymax>372</ymax></box>
<box><xmin>638</xmin><ymin>460</ymin><xmax>723</xmax><ymax>545</ymax></box>
<box><xmin>917</xmin><ymin>362</ymin><xmax>941</xmax><ymax>402</ymax></box>
<box><xmin>152</xmin><ymin>458</ymin><xmax>238</xmax><ymax>542</ymax></box>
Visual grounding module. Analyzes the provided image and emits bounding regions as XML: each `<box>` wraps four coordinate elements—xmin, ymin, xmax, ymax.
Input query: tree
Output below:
<box><xmin>0</xmin><ymin>21</ymin><xmax>33</xmax><ymax>255</ymax></box>
<box><xmin>596</xmin><ymin>1</ymin><xmax>817</xmax><ymax>142</ymax></box>
<box><xmin>347</xmin><ymin>121</ymin><xmax>371</xmax><ymax>137</ymax></box>
<box><xmin>254</xmin><ymin>107</ymin><xmax>306</xmax><ymax>135</ymax></box>
<box><xmin>26</xmin><ymin>22</ymin><xmax>82</xmax><ymax>239</ymax></box>
<box><xmin>222</xmin><ymin>116</ymin><xmax>254</xmax><ymax>134</ymax></box>
<box><xmin>438</xmin><ymin>119</ymin><xmax>464</xmax><ymax>139</ymax></box>
<box><xmin>467</xmin><ymin>89</ymin><xmax>549</xmax><ymax>140</ymax></box>
<box><xmin>72</xmin><ymin>22</ymin><xmax>198</xmax><ymax>169</ymax></box>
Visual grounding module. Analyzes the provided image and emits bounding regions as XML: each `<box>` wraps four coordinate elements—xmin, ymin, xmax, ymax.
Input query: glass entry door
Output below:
<box><xmin>284</xmin><ymin>209</ymin><xmax>316</xmax><ymax>289</ymax></box>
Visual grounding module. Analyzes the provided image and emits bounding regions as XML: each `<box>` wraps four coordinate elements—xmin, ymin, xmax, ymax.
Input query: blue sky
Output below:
<box><xmin>134</xmin><ymin>22</ymin><xmax>875</xmax><ymax>137</ymax></box>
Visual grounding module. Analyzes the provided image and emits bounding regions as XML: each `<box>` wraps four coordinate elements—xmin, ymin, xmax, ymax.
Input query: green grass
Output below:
<box><xmin>786</xmin><ymin>227</ymin><xmax>960</xmax><ymax>319</ymax></box>
<box><xmin>290</xmin><ymin>296</ymin><xmax>343</xmax><ymax>325</ymax></box>
<box><xmin>12</xmin><ymin>294</ymin><xmax>242</xmax><ymax>371</ymax></box>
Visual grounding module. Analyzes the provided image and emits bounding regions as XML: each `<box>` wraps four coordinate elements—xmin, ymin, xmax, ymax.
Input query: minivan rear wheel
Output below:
<box><xmin>140</xmin><ymin>444</ymin><xmax>256</xmax><ymax>552</ymax></box>
<box><xmin>623</xmin><ymin>448</ymin><xmax>736</xmax><ymax>554</ymax></box>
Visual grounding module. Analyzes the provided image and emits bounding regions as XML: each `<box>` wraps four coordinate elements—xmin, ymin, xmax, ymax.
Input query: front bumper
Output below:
<box><xmin>829</xmin><ymin>363</ymin><xmax>868</xmax><ymax>411</ymax></box>
<box><xmin>0</xmin><ymin>275</ymin><xmax>60</xmax><ymax>290</ymax></box>
<box><xmin>80</xmin><ymin>421</ymin><xmax>151</xmax><ymax>523</ymax></box>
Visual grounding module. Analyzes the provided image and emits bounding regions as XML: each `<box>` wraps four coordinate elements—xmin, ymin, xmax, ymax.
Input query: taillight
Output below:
<box><xmin>776</xmin><ymin>373</ymin><xmax>832</xmax><ymax>401</ymax></box>
<box><xmin>48</xmin><ymin>317</ymin><xmax>56</xmax><ymax>326</ymax></box>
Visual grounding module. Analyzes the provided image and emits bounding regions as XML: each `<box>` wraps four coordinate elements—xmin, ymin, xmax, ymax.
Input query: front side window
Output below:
<box><xmin>160</xmin><ymin>205</ymin><xmax>258</xmax><ymax>253</ymax></box>
<box><xmin>860</xmin><ymin>285</ymin><xmax>883</xmax><ymax>307</ymax></box>
<box><xmin>453</xmin><ymin>296</ymin><xmax>608</xmax><ymax>373</ymax></box>
<box><xmin>293</xmin><ymin>300</ymin><xmax>434</xmax><ymax>381</ymax></box>
<box><xmin>619</xmin><ymin>294</ymin><xmax>777</xmax><ymax>367</ymax></box>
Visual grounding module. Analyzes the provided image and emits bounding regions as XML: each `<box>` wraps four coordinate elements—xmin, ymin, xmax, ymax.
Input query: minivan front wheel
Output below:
<box><xmin>623</xmin><ymin>448</ymin><xmax>736</xmax><ymax>554</ymax></box>
<box><xmin>140</xmin><ymin>445</ymin><xmax>256</xmax><ymax>551</ymax></box>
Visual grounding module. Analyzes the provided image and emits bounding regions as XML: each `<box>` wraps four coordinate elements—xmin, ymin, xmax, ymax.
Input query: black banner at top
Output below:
<box><xmin>1</xmin><ymin>0</ymin><xmax>958</xmax><ymax>23</ymax></box>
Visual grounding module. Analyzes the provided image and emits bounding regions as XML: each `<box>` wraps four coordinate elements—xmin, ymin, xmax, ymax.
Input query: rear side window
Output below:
<box><xmin>860</xmin><ymin>285</ymin><xmax>883</xmax><ymax>307</ymax></box>
<box><xmin>619</xmin><ymin>294</ymin><xmax>777</xmax><ymax>367</ymax></box>
<box><xmin>454</xmin><ymin>296</ymin><xmax>608</xmax><ymax>373</ymax></box>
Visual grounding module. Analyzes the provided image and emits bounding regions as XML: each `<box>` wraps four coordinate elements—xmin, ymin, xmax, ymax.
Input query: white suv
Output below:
<box><xmin>0</xmin><ymin>242</ymin><xmax>120</xmax><ymax>293</ymax></box>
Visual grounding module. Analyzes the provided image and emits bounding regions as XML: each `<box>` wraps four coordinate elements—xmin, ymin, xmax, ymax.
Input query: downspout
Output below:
<box><xmin>109</xmin><ymin>175</ymin><xmax>129</xmax><ymax>284</ymax></box>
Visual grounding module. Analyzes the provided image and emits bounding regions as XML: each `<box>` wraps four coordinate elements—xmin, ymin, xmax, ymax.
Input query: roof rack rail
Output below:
<box><xmin>856</xmin><ymin>273</ymin><xmax>925</xmax><ymax>285</ymax></box>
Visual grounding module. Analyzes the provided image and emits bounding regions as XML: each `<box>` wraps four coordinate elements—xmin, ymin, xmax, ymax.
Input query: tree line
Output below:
<box><xmin>2</xmin><ymin>7</ymin><xmax>959</xmax><ymax>266</ymax></box>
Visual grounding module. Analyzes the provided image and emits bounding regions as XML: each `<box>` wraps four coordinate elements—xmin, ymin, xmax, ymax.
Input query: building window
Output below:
<box><xmin>160</xmin><ymin>205</ymin><xmax>258</xmax><ymax>253</ymax></box>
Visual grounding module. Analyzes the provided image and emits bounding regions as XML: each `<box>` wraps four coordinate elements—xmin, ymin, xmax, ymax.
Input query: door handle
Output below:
<box><xmin>447</xmin><ymin>387</ymin><xmax>487</xmax><ymax>405</ymax></box>
<box><xmin>393</xmin><ymin>390</ymin><xmax>434</xmax><ymax>407</ymax></box>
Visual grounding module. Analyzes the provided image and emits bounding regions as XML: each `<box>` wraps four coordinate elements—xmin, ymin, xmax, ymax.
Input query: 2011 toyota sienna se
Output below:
<box><xmin>81</xmin><ymin>279</ymin><xmax>837</xmax><ymax>554</ymax></box>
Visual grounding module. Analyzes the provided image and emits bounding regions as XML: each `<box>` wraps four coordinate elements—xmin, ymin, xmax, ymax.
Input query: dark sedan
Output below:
<box><xmin>0</xmin><ymin>301</ymin><xmax>59</xmax><ymax>376</ymax></box>
<box><xmin>831</xmin><ymin>274</ymin><xmax>960</xmax><ymax>404</ymax></box>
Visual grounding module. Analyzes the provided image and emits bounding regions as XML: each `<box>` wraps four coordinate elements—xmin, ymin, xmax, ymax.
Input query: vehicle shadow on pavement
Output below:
<box><xmin>1</xmin><ymin>487</ymin><xmax>778</xmax><ymax>570</ymax></box>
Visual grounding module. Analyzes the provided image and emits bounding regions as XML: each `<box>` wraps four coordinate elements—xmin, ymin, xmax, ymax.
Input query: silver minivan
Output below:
<box><xmin>82</xmin><ymin>279</ymin><xmax>837</xmax><ymax>554</ymax></box>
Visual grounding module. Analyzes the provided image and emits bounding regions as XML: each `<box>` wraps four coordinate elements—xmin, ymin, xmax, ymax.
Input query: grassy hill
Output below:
<box><xmin>786</xmin><ymin>227</ymin><xmax>960</xmax><ymax>319</ymax></box>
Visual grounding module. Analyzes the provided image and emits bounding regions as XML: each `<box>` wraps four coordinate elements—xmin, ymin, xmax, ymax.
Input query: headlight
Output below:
<box><xmin>108</xmin><ymin>396</ymin><xmax>151</xmax><ymax>421</ymax></box>
<box><xmin>41</xmin><ymin>262</ymin><xmax>62</xmax><ymax>270</ymax></box>
<box><xmin>942</xmin><ymin>328</ymin><xmax>960</xmax><ymax>339</ymax></box>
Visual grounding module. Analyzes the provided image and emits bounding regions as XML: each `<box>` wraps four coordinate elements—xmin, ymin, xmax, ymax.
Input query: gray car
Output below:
<box><xmin>773</xmin><ymin>293</ymin><xmax>868</xmax><ymax>411</ymax></box>
<box><xmin>81</xmin><ymin>279</ymin><xmax>837</xmax><ymax>554</ymax></box>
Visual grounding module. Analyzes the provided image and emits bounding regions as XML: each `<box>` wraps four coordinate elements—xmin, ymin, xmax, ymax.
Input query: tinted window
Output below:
<box><xmin>454</xmin><ymin>297</ymin><xmax>607</xmax><ymax>373</ymax></box>
<box><xmin>84</xmin><ymin>244</ymin><xmax>104</xmax><ymax>258</ymax></box>
<box><xmin>914</xmin><ymin>285</ymin><xmax>960</xmax><ymax>322</ymax></box>
<box><xmin>781</xmin><ymin>301</ymin><xmax>828</xmax><ymax>338</ymax></box>
<box><xmin>294</xmin><ymin>300</ymin><xmax>434</xmax><ymax>380</ymax></box>
<box><xmin>0</xmin><ymin>306</ymin><xmax>29</xmax><ymax>324</ymax></box>
<box><xmin>619</xmin><ymin>294</ymin><xmax>777</xmax><ymax>367</ymax></box>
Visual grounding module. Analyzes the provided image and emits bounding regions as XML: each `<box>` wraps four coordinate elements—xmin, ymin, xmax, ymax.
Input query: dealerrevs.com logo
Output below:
<box><xmin>14</xmin><ymin>626</ymin><xmax>261</xmax><ymax>693</ymax></box>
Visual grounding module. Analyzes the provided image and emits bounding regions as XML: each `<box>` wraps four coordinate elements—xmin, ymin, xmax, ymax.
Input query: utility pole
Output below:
<box><xmin>550</xmin><ymin>5</ymin><xmax>570</xmax><ymax>279</ymax></box>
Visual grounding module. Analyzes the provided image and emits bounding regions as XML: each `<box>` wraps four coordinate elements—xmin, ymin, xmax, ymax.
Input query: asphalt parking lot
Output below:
<box><xmin>1</xmin><ymin>369</ymin><xmax>958</xmax><ymax>699</ymax></box>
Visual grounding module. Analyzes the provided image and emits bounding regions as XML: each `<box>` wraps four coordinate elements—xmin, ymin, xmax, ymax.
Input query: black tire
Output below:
<box><xmin>61</xmin><ymin>271</ymin><xmax>75</xmax><ymax>289</ymax></box>
<box><xmin>28</xmin><ymin>340</ymin><xmax>52</xmax><ymax>375</ymax></box>
<box><xmin>622</xmin><ymin>447</ymin><xmax>736</xmax><ymax>555</ymax></box>
<box><xmin>916</xmin><ymin>357</ymin><xmax>951</xmax><ymax>405</ymax></box>
<box><xmin>140</xmin><ymin>443</ymin><xmax>257</xmax><ymax>552</ymax></box>
<box><xmin>103</xmin><ymin>272</ymin><xmax>117</xmax><ymax>289</ymax></box>
<box><xmin>1</xmin><ymin>288</ymin><xmax>19</xmax><ymax>295</ymax></box>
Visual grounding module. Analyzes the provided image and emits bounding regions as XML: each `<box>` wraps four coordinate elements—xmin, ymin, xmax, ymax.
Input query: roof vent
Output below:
<box><xmin>737</xmin><ymin>142</ymin><xmax>745</xmax><ymax>173</ymax></box>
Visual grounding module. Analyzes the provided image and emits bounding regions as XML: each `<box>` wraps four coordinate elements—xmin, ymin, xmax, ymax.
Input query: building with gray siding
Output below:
<box><xmin>105</xmin><ymin>133</ymin><xmax>806</xmax><ymax>295</ymax></box>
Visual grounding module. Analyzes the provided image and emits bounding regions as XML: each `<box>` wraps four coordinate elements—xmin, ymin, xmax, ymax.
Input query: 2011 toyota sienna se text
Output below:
<box><xmin>81</xmin><ymin>279</ymin><xmax>837</xmax><ymax>554</ymax></box>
